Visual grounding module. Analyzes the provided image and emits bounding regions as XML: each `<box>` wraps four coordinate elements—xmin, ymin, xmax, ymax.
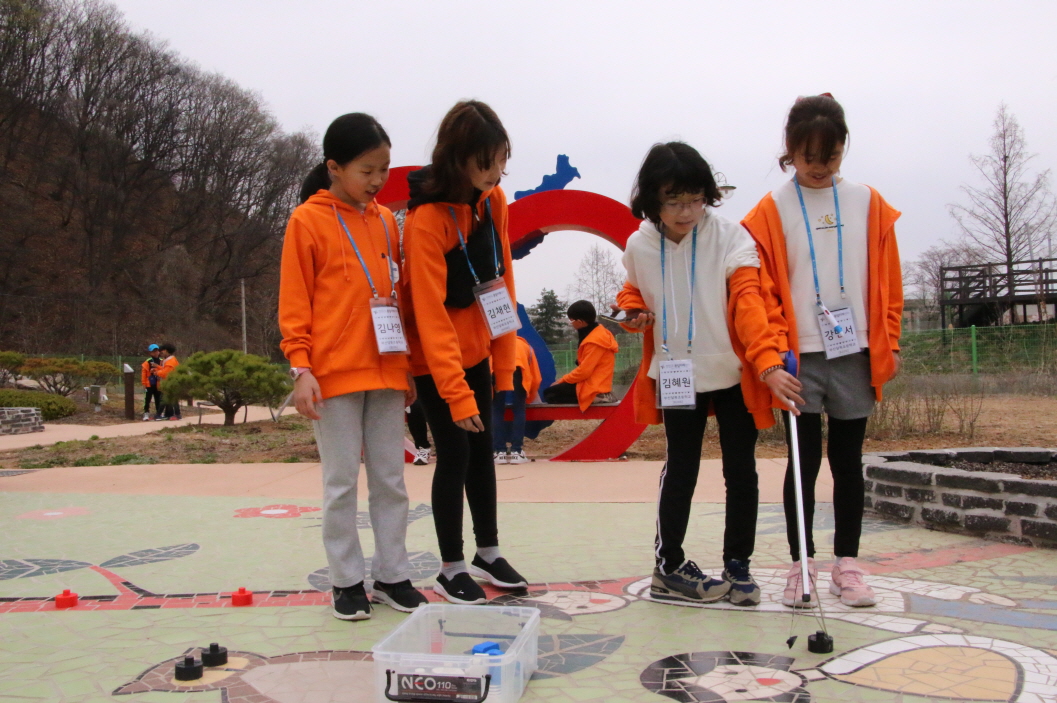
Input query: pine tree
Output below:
<box><xmin>528</xmin><ymin>289</ymin><xmax>568</xmax><ymax>344</ymax></box>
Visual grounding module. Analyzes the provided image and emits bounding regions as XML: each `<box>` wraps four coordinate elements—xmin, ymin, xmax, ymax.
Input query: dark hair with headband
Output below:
<box><xmin>419</xmin><ymin>100</ymin><xmax>510</xmax><ymax>203</ymax></box>
<box><xmin>299</xmin><ymin>113</ymin><xmax>391</xmax><ymax>203</ymax></box>
<box><xmin>778</xmin><ymin>94</ymin><xmax>848</xmax><ymax>171</ymax></box>
<box><xmin>630</xmin><ymin>142</ymin><xmax>722</xmax><ymax>226</ymax></box>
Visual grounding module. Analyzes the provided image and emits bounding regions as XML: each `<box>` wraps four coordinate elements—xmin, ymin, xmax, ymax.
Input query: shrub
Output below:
<box><xmin>161</xmin><ymin>350</ymin><xmax>291</xmax><ymax>426</ymax></box>
<box><xmin>0</xmin><ymin>351</ymin><xmax>25</xmax><ymax>387</ymax></box>
<box><xmin>19</xmin><ymin>358</ymin><xmax>119</xmax><ymax>396</ymax></box>
<box><xmin>0</xmin><ymin>389</ymin><xmax>77</xmax><ymax>420</ymax></box>
<box><xmin>81</xmin><ymin>360</ymin><xmax>119</xmax><ymax>386</ymax></box>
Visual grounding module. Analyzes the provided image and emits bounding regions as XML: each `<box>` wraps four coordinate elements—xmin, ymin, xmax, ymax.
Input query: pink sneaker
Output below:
<box><xmin>781</xmin><ymin>558</ymin><xmax>818</xmax><ymax>608</ymax></box>
<box><xmin>830</xmin><ymin>557</ymin><xmax>876</xmax><ymax>607</ymax></box>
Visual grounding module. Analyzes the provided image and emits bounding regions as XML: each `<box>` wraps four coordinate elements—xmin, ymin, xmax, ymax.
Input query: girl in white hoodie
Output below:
<box><xmin>618</xmin><ymin>142</ymin><xmax>803</xmax><ymax>607</ymax></box>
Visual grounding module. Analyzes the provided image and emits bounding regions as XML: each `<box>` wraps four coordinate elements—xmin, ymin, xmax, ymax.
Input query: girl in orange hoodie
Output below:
<box><xmin>741</xmin><ymin>95</ymin><xmax>903</xmax><ymax>609</ymax></box>
<box><xmin>279</xmin><ymin>114</ymin><xmax>427</xmax><ymax>621</ymax></box>
<box><xmin>402</xmin><ymin>100</ymin><xmax>527</xmax><ymax>605</ymax></box>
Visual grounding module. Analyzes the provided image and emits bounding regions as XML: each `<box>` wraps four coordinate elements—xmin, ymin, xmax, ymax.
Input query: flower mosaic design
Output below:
<box><xmin>233</xmin><ymin>505</ymin><xmax>320</xmax><ymax>519</ymax></box>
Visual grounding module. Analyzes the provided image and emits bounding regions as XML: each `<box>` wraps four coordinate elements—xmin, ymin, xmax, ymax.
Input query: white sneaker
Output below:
<box><xmin>507</xmin><ymin>450</ymin><xmax>529</xmax><ymax>464</ymax></box>
<box><xmin>142</xmin><ymin>413</ymin><xmax>150</xmax><ymax>422</ymax></box>
<box><xmin>412</xmin><ymin>448</ymin><xmax>430</xmax><ymax>466</ymax></box>
<box><xmin>493</xmin><ymin>451</ymin><xmax>509</xmax><ymax>465</ymax></box>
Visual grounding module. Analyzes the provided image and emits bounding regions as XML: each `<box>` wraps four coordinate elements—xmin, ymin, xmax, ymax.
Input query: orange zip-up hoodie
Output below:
<box><xmin>515</xmin><ymin>336</ymin><xmax>542</xmax><ymax>403</ymax></box>
<box><xmin>403</xmin><ymin>186</ymin><xmax>516</xmax><ymax>422</ymax></box>
<box><xmin>741</xmin><ymin>187</ymin><xmax>902</xmax><ymax>401</ymax></box>
<box><xmin>278</xmin><ymin>190</ymin><xmax>409</xmax><ymax>400</ymax></box>
<box><xmin>141</xmin><ymin>358</ymin><xmax>160</xmax><ymax>388</ymax></box>
<box><xmin>559</xmin><ymin>324</ymin><xmax>619</xmax><ymax>411</ymax></box>
<box><xmin>618</xmin><ymin>266</ymin><xmax>783</xmax><ymax>428</ymax></box>
<box><xmin>155</xmin><ymin>355</ymin><xmax>179</xmax><ymax>380</ymax></box>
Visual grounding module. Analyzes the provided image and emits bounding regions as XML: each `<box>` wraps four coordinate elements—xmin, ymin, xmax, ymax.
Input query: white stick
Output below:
<box><xmin>787</xmin><ymin>406</ymin><xmax>812</xmax><ymax>601</ymax></box>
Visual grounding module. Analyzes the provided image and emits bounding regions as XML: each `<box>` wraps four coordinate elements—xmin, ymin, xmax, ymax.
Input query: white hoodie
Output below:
<box><xmin>622</xmin><ymin>210</ymin><xmax>760</xmax><ymax>393</ymax></box>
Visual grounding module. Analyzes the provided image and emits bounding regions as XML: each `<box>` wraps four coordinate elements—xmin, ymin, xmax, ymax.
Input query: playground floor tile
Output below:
<box><xmin>2</xmin><ymin>467</ymin><xmax>1057</xmax><ymax>702</ymax></box>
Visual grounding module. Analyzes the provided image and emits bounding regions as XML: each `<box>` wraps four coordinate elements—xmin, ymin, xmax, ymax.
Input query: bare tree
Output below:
<box><xmin>949</xmin><ymin>104</ymin><xmax>1056</xmax><ymax>322</ymax></box>
<box><xmin>568</xmin><ymin>243</ymin><xmax>623</xmax><ymax>314</ymax></box>
<box><xmin>904</xmin><ymin>241</ymin><xmax>984</xmax><ymax>317</ymax></box>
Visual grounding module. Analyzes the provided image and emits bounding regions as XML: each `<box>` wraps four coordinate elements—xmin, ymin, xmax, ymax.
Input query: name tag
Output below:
<box><xmin>474</xmin><ymin>277</ymin><xmax>520</xmax><ymax>339</ymax></box>
<box><xmin>657</xmin><ymin>359</ymin><xmax>696</xmax><ymax>409</ymax></box>
<box><xmin>817</xmin><ymin>307</ymin><xmax>860</xmax><ymax>359</ymax></box>
<box><xmin>370</xmin><ymin>298</ymin><xmax>409</xmax><ymax>355</ymax></box>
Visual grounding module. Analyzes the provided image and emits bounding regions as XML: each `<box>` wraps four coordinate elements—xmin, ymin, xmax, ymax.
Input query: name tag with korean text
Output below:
<box><xmin>370</xmin><ymin>298</ymin><xmax>409</xmax><ymax>355</ymax></box>
<box><xmin>817</xmin><ymin>307</ymin><xmax>860</xmax><ymax>359</ymax></box>
<box><xmin>657</xmin><ymin>359</ymin><xmax>696</xmax><ymax>409</ymax></box>
<box><xmin>474</xmin><ymin>277</ymin><xmax>520</xmax><ymax>339</ymax></box>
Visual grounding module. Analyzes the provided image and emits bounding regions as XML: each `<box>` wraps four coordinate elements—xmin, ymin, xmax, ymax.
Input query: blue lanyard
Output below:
<box><xmin>448</xmin><ymin>198</ymin><xmax>501</xmax><ymax>286</ymax></box>
<box><xmin>659</xmin><ymin>224</ymin><xmax>697</xmax><ymax>356</ymax></box>
<box><xmin>793</xmin><ymin>176</ymin><xmax>846</xmax><ymax>311</ymax></box>
<box><xmin>333</xmin><ymin>206</ymin><xmax>397</xmax><ymax>298</ymax></box>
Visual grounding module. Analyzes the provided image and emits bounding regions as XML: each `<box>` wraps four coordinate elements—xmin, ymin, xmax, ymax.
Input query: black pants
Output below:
<box><xmin>406</xmin><ymin>399</ymin><xmax>430</xmax><ymax>449</ymax></box>
<box><xmin>782</xmin><ymin>413</ymin><xmax>868</xmax><ymax>561</ymax></box>
<box><xmin>542</xmin><ymin>381</ymin><xmax>577</xmax><ymax>404</ymax></box>
<box><xmin>143</xmin><ymin>388</ymin><xmax>162</xmax><ymax>415</ymax></box>
<box><xmin>415</xmin><ymin>358</ymin><xmax>498</xmax><ymax>563</ymax></box>
<box><xmin>656</xmin><ymin>384</ymin><xmax>759</xmax><ymax>572</ymax></box>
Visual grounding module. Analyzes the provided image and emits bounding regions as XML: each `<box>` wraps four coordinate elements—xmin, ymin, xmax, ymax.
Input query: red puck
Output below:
<box><xmin>55</xmin><ymin>589</ymin><xmax>78</xmax><ymax>609</ymax></box>
<box><xmin>231</xmin><ymin>587</ymin><xmax>253</xmax><ymax>607</ymax></box>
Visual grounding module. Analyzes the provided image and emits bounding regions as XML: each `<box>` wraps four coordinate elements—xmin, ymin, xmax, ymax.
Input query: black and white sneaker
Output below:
<box><xmin>468</xmin><ymin>555</ymin><xmax>528</xmax><ymax>589</ymax></box>
<box><xmin>332</xmin><ymin>582</ymin><xmax>371</xmax><ymax>620</ymax></box>
<box><xmin>372</xmin><ymin>579</ymin><xmax>428</xmax><ymax>613</ymax></box>
<box><xmin>433</xmin><ymin>572</ymin><xmax>487</xmax><ymax>605</ymax></box>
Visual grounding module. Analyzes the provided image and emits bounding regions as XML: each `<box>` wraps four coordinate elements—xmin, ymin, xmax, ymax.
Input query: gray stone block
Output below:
<box><xmin>1022</xmin><ymin>520</ymin><xmax>1057</xmax><ymax>542</ymax></box>
<box><xmin>1002</xmin><ymin>479</ymin><xmax>1057</xmax><ymax>499</ymax></box>
<box><xmin>866</xmin><ymin>463</ymin><xmax>933</xmax><ymax>486</ymax></box>
<box><xmin>1005</xmin><ymin>501</ymin><xmax>1038</xmax><ymax>517</ymax></box>
<box><xmin>959</xmin><ymin>496</ymin><xmax>1004</xmax><ymax>511</ymax></box>
<box><xmin>963</xmin><ymin>515</ymin><xmax>1011</xmax><ymax>533</ymax></box>
<box><xmin>875</xmin><ymin>483</ymin><xmax>904</xmax><ymax>498</ymax></box>
<box><xmin>909</xmin><ymin>449</ymin><xmax>954</xmax><ymax>466</ymax></box>
<box><xmin>935</xmin><ymin>472</ymin><xmax>1002</xmax><ymax>493</ymax></box>
<box><xmin>921</xmin><ymin>508</ymin><xmax>961</xmax><ymax>526</ymax></box>
<box><xmin>994</xmin><ymin>447</ymin><xmax>1053</xmax><ymax>464</ymax></box>
<box><xmin>874</xmin><ymin>500</ymin><xmax>914</xmax><ymax>521</ymax></box>
<box><xmin>905</xmin><ymin>488</ymin><xmax>936</xmax><ymax>503</ymax></box>
<box><xmin>870</xmin><ymin>451</ymin><xmax>911</xmax><ymax>461</ymax></box>
<box><xmin>1045</xmin><ymin>504</ymin><xmax>1057</xmax><ymax>521</ymax></box>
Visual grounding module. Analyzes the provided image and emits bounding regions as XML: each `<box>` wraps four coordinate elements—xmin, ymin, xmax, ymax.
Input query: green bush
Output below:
<box><xmin>161</xmin><ymin>350</ymin><xmax>291</xmax><ymax>426</ymax></box>
<box><xmin>0</xmin><ymin>389</ymin><xmax>77</xmax><ymax>420</ymax></box>
<box><xmin>19</xmin><ymin>358</ymin><xmax>118</xmax><ymax>396</ymax></box>
<box><xmin>0</xmin><ymin>351</ymin><xmax>25</xmax><ymax>387</ymax></box>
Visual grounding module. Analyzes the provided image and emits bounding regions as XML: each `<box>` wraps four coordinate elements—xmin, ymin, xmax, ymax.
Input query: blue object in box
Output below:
<box><xmin>472</xmin><ymin>641</ymin><xmax>504</xmax><ymax>687</ymax></box>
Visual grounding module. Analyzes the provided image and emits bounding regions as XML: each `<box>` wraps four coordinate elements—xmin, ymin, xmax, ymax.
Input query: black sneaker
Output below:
<box><xmin>468</xmin><ymin>555</ymin><xmax>528</xmax><ymax>589</ymax></box>
<box><xmin>332</xmin><ymin>582</ymin><xmax>371</xmax><ymax>620</ymax></box>
<box><xmin>650</xmin><ymin>559</ymin><xmax>730</xmax><ymax>605</ymax></box>
<box><xmin>372</xmin><ymin>579</ymin><xmax>428</xmax><ymax>613</ymax></box>
<box><xmin>722</xmin><ymin>558</ymin><xmax>761</xmax><ymax>606</ymax></box>
<box><xmin>433</xmin><ymin>572</ymin><xmax>487</xmax><ymax>605</ymax></box>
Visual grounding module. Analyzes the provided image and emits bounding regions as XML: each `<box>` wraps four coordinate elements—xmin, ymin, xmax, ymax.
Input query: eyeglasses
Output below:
<box><xmin>661</xmin><ymin>197</ymin><xmax>706</xmax><ymax>213</ymax></box>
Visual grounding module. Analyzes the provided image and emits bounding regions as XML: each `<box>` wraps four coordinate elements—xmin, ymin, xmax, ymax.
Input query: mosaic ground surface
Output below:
<box><xmin>3</xmin><ymin>482</ymin><xmax>1057</xmax><ymax>702</ymax></box>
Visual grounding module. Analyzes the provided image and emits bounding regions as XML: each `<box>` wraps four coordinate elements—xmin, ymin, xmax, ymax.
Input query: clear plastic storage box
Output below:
<box><xmin>372</xmin><ymin>604</ymin><xmax>540</xmax><ymax>703</ymax></box>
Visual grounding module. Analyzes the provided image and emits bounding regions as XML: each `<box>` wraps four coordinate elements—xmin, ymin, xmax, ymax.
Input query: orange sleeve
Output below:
<box><xmin>155</xmin><ymin>357</ymin><xmax>177</xmax><ymax>380</ymax></box>
<box><xmin>885</xmin><ymin>225</ymin><xmax>904</xmax><ymax>352</ymax></box>
<box><xmin>755</xmin><ymin>247</ymin><xmax>790</xmax><ymax>355</ymax></box>
<box><xmin>141</xmin><ymin>361</ymin><xmax>149</xmax><ymax>387</ymax></box>
<box><xmin>277</xmin><ymin>213</ymin><xmax>316</xmax><ymax>369</ymax></box>
<box><xmin>406</xmin><ymin>209</ymin><xmax>480</xmax><ymax>422</ymax></box>
<box><xmin>489</xmin><ymin>188</ymin><xmax>517</xmax><ymax>392</ymax></box>
<box><xmin>729</xmin><ymin>267</ymin><xmax>784</xmax><ymax>375</ymax></box>
<box><xmin>526</xmin><ymin>347</ymin><xmax>541</xmax><ymax>402</ymax></box>
<box><xmin>561</xmin><ymin>343</ymin><xmax>603</xmax><ymax>385</ymax></box>
<box><xmin>616</xmin><ymin>282</ymin><xmax>652</xmax><ymax>333</ymax></box>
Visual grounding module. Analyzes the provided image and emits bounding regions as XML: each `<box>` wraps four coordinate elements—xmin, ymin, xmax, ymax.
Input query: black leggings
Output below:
<box><xmin>415</xmin><ymin>358</ymin><xmax>498</xmax><ymax>563</ymax></box>
<box><xmin>406</xmin><ymin>399</ymin><xmax>430</xmax><ymax>449</ymax></box>
<box><xmin>656</xmin><ymin>384</ymin><xmax>759</xmax><ymax>571</ymax></box>
<box><xmin>782</xmin><ymin>413</ymin><xmax>868</xmax><ymax>561</ymax></box>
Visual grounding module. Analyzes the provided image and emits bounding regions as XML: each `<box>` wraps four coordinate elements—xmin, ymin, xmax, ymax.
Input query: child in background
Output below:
<box><xmin>155</xmin><ymin>343</ymin><xmax>182</xmax><ymax>421</ymax></box>
<box><xmin>279</xmin><ymin>113</ymin><xmax>427</xmax><ymax>620</ymax></box>
<box><xmin>618</xmin><ymin>142</ymin><xmax>800</xmax><ymax>607</ymax></box>
<box><xmin>141</xmin><ymin>344</ymin><xmax>163</xmax><ymax>421</ymax></box>
<box><xmin>542</xmin><ymin>301</ymin><xmax>618</xmax><ymax>408</ymax></box>
<box><xmin>741</xmin><ymin>94</ymin><xmax>903</xmax><ymax>608</ymax></box>
<box><xmin>493</xmin><ymin>334</ymin><xmax>541</xmax><ymax>465</ymax></box>
<box><xmin>403</xmin><ymin>100</ymin><xmax>527</xmax><ymax>605</ymax></box>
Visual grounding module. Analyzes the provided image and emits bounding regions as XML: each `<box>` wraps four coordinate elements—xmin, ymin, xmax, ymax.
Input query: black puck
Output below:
<box><xmin>175</xmin><ymin>655</ymin><xmax>203</xmax><ymax>681</ymax></box>
<box><xmin>807</xmin><ymin>630</ymin><xmax>834</xmax><ymax>654</ymax></box>
<box><xmin>202</xmin><ymin>643</ymin><xmax>228</xmax><ymax>667</ymax></box>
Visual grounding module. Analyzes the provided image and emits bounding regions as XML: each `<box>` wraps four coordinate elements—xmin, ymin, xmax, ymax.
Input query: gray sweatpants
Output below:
<box><xmin>313</xmin><ymin>390</ymin><xmax>412</xmax><ymax>588</ymax></box>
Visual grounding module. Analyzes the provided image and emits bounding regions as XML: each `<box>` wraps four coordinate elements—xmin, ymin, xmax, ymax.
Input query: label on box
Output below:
<box><xmin>396</xmin><ymin>673</ymin><xmax>485</xmax><ymax>701</ymax></box>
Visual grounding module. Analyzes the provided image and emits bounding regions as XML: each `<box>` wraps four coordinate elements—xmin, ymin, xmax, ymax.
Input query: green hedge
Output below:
<box><xmin>0</xmin><ymin>389</ymin><xmax>77</xmax><ymax>420</ymax></box>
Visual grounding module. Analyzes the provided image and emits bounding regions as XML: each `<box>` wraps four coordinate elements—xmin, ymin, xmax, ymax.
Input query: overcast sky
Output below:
<box><xmin>111</xmin><ymin>0</ymin><xmax>1057</xmax><ymax>306</ymax></box>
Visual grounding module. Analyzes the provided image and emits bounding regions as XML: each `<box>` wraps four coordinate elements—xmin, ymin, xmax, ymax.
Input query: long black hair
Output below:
<box><xmin>299</xmin><ymin>113</ymin><xmax>391</xmax><ymax>203</ymax></box>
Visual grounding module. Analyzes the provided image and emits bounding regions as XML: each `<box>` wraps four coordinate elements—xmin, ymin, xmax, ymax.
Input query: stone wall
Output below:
<box><xmin>0</xmin><ymin>407</ymin><xmax>44</xmax><ymax>435</ymax></box>
<box><xmin>863</xmin><ymin>448</ymin><xmax>1057</xmax><ymax>548</ymax></box>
